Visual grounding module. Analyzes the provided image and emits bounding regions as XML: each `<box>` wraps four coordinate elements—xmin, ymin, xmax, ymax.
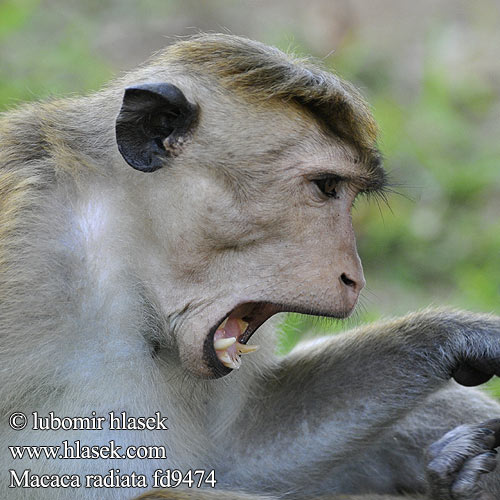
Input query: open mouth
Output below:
<box><xmin>203</xmin><ymin>300</ymin><xmax>352</xmax><ymax>377</ymax></box>
<box><xmin>203</xmin><ymin>302</ymin><xmax>282</xmax><ymax>377</ymax></box>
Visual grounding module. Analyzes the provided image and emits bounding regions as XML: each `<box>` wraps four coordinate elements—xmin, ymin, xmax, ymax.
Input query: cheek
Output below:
<box><xmin>197</xmin><ymin>194</ymin><xmax>287</xmax><ymax>252</ymax></box>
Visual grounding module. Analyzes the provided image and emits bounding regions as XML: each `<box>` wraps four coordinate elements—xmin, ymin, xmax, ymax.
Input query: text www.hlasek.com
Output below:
<box><xmin>9</xmin><ymin>440</ymin><xmax>167</xmax><ymax>460</ymax></box>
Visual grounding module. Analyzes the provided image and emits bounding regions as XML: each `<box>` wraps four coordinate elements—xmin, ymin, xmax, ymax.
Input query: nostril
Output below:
<box><xmin>340</xmin><ymin>273</ymin><xmax>356</xmax><ymax>288</ymax></box>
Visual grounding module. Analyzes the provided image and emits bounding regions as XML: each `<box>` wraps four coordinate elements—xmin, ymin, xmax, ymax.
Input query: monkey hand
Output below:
<box><xmin>425</xmin><ymin>419</ymin><xmax>500</xmax><ymax>500</ymax></box>
<box><xmin>431</xmin><ymin>311</ymin><xmax>500</xmax><ymax>387</ymax></box>
<box><xmin>451</xmin><ymin>327</ymin><xmax>500</xmax><ymax>387</ymax></box>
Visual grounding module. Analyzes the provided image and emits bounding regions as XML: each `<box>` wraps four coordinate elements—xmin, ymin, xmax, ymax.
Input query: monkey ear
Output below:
<box><xmin>115</xmin><ymin>83</ymin><xmax>199</xmax><ymax>172</ymax></box>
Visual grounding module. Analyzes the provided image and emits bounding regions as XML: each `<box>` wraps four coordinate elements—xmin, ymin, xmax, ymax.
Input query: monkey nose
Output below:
<box><xmin>340</xmin><ymin>272</ymin><xmax>365</xmax><ymax>294</ymax></box>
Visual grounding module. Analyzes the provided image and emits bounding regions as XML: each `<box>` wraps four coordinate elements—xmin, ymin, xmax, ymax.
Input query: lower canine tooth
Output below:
<box><xmin>218</xmin><ymin>352</ymin><xmax>232</xmax><ymax>363</ymax></box>
<box><xmin>237</xmin><ymin>342</ymin><xmax>259</xmax><ymax>354</ymax></box>
<box><xmin>219</xmin><ymin>354</ymin><xmax>239</xmax><ymax>370</ymax></box>
<box><xmin>214</xmin><ymin>337</ymin><xmax>237</xmax><ymax>350</ymax></box>
<box><xmin>222</xmin><ymin>360</ymin><xmax>239</xmax><ymax>369</ymax></box>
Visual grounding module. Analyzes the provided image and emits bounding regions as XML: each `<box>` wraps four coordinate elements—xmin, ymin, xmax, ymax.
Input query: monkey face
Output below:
<box><xmin>114</xmin><ymin>62</ymin><xmax>384</xmax><ymax>379</ymax></box>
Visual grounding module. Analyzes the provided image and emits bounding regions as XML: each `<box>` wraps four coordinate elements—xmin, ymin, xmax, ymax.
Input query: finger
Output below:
<box><xmin>478</xmin><ymin>419</ymin><xmax>500</xmax><ymax>449</ymax></box>
<box><xmin>450</xmin><ymin>451</ymin><xmax>497</xmax><ymax>498</ymax></box>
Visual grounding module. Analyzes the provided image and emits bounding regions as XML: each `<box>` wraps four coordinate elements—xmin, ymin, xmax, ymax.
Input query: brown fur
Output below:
<box><xmin>159</xmin><ymin>34</ymin><xmax>379</xmax><ymax>153</ymax></box>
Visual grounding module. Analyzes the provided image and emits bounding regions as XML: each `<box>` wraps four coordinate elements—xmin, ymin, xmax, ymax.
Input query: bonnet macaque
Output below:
<box><xmin>1</xmin><ymin>34</ymin><xmax>500</xmax><ymax>500</ymax></box>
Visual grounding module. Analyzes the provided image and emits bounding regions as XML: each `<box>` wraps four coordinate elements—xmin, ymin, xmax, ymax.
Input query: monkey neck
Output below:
<box><xmin>0</xmin><ymin>92</ymin><xmax>278</xmax><ymax>450</ymax></box>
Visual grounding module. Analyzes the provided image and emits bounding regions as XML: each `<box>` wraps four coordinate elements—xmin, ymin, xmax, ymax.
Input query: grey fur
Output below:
<box><xmin>0</xmin><ymin>34</ymin><xmax>499</xmax><ymax>500</ymax></box>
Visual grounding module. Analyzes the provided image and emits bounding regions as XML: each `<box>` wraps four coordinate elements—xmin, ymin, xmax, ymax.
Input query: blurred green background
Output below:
<box><xmin>1</xmin><ymin>0</ymin><xmax>499</xmax><ymax>392</ymax></box>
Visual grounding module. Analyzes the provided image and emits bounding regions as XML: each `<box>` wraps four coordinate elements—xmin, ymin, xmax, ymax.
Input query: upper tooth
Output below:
<box><xmin>237</xmin><ymin>342</ymin><xmax>259</xmax><ymax>354</ymax></box>
<box><xmin>217</xmin><ymin>318</ymin><xmax>228</xmax><ymax>330</ymax></box>
<box><xmin>214</xmin><ymin>337</ymin><xmax>237</xmax><ymax>350</ymax></box>
<box><xmin>236</xmin><ymin>319</ymin><xmax>249</xmax><ymax>333</ymax></box>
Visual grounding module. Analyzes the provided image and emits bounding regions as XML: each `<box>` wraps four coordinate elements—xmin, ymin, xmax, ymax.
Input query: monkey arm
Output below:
<box><xmin>251</xmin><ymin>309</ymin><xmax>500</xmax><ymax>452</ymax></box>
<box><xmin>224</xmin><ymin>309</ymin><xmax>500</xmax><ymax>497</ymax></box>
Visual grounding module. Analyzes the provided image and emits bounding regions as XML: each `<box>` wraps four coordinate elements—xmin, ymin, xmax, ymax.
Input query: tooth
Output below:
<box><xmin>220</xmin><ymin>355</ymin><xmax>239</xmax><ymax>370</ymax></box>
<box><xmin>217</xmin><ymin>351</ymin><xmax>240</xmax><ymax>370</ymax></box>
<box><xmin>217</xmin><ymin>318</ymin><xmax>228</xmax><ymax>331</ymax></box>
<box><xmin>214</xmin><ymin>337</ymin><xmax>237</xmax><ymax>350</ymax></box>
<box><xmin>236</xmin><ymin>319</ymin><xmax>249</xmax><ymax>333</ymax></box>
<box><xmin>237</xmin><ymin>342</ymin><xmax>259</xmax><ymax>354</ymax></box>
<box><xmin>218</xmin><ymin>352</ymin><xmax>233</xmax><ymax>364</ymax></box>
<box><xmin>222</xmin><ymin>359</ymin><xmax>239</xmax><ymax>369</ymax></box>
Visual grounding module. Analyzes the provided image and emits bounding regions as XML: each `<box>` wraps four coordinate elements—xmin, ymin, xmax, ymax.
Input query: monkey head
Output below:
<box><xmin>113</xmin><ymin>35</ymin><xmax>386</xmax><ymax>379</ymax></box>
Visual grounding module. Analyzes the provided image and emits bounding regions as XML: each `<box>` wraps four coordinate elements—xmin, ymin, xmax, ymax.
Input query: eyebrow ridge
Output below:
<box><xmin>338</xmin><ymin>148</ymin><xmax>387</xmax><ymax>192</ymax></box>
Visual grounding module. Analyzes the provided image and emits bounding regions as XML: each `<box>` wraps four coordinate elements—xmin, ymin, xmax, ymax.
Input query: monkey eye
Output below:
<box><xmin>312</xmin><ymin>175</ymin><xmax>342</xmax><ymax>199</ymax></box>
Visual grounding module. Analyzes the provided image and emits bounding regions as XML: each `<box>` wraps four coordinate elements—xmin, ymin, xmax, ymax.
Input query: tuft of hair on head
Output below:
<box><xmin>155</xmin><ymin>33</ymin><xmax>379</xmax><ymax>155</ymax></box>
